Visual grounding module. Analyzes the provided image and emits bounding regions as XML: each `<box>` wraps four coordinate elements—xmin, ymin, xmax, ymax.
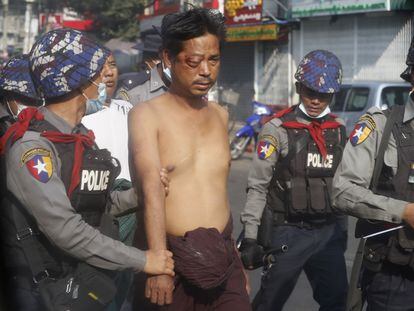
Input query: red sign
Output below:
<box><xmin>153</xmin><ymin>0</ymin><xmax>180</xmax><ymax>16</ymax></box>
<box><xmin>225</xmin><ymin>0</ymin><xmax>262</xmax><ymax>26</ymax></box>
<box><xmin>203</xmin><ymin>0</ymin><xmax>219</xmax><ymax>9</ymax></box>
<box><xmin>39</xmin><ymin>13</ymin><xmax>63</xmax><ymax>30</ymax></box>
<box><xmin>39</xmin><ymin>12</ymin><xmax>93</xmax><ymax>31</ymax></box>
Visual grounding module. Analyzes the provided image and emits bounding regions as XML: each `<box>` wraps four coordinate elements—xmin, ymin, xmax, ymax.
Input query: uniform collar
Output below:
<box><xmin>149</xmin><ymin>65</ymin><xmax>166</xmax><ymax>93</ymax></box>
<box><xmin>403</xmin><ymin>92</ymin><xmax>414</xmax><ymax>123</ymax></box>
<box><xmin>38</xmin><ymin>106</ymin><xmax>75</xmax><ymax>134</ymax></box>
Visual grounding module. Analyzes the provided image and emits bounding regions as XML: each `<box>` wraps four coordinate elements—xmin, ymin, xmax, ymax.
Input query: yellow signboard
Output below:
<box><xmin>226</xmin><ymin>24</ymin><xmax>278</xmax><ymax>42</ymax></box>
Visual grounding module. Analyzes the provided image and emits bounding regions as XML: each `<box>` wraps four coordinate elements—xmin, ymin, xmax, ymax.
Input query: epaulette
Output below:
<box><xmin>117</xmin><ymin>70</ymin><xmax>150</xmax><ymax>91</ymax></box>
<box><xmin>366</xmin><ymin>106</ymin><xmax>383</xmax><ymax>116</ymax></box>
<box><xmin>116</xmin><ymin>88</ymin><xmax>131</xmax><ymax>102</ymax></box>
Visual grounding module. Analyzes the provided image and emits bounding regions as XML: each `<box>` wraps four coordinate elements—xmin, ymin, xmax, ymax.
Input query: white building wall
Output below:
<box><xmin>257</xmin><ymin>40</ymin><xmax>290</xmax><ymax>106</ymax></box>
<box><xmin>356</xmin><ymin>13</ymin><xmax>412</xmax><ymax>81</ymax></box>
<box><xmin>292</xmin><ymin>12</ymin><xmax>413</xmax><ymax>83</ymax></box>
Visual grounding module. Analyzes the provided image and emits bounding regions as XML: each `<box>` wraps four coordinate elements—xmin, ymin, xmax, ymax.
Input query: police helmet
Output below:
<box><xmin>133</xmin><ymin>34</ymin><xmax>162</xmax><ymax>53</ymax></box>
<box><xmin>29</xmin><ymin>28</ymin><xmax>110</xmax><ymax>99</ymax></box>
<box><xmin>0</xmin><ymin>54</ymin><xmax>38</xmax><ymax>101</ymax></box>
<box><xmin>295</xmin><ymin>50</ymin><xmax>342</xmax><ymax>94</ymax></box>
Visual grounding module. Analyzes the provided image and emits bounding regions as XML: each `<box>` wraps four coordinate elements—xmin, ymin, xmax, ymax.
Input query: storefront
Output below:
<box><xmin>220</xmin><ymin>0</ymin><xmax>283</xmax><ymax>119</ymax></box>
<box><xmin>291</xmin><ymin>0</ymin><xmax>414</xmax><ymax>85</ymax></box>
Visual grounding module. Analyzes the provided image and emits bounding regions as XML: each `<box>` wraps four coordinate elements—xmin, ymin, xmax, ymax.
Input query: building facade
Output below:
<box><xmin>261</xmin><ymin>0</ymin><xmax>414</xmax><ymax>107</ymax></box>
<box><xmin>138</xmin><ymin>0</ymin><xmax>414</xmax><ymax>118</ymax></box>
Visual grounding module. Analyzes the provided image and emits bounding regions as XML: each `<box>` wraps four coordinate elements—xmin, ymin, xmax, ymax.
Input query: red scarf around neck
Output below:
<box><xmin>282</xmin><ymin>119</ymin><xmax>341</xmax><ymax>158</ymax></box>
<box><xmin>0</xmin><ymin>107</ymin><xmax>95</xmax><ymax>197</ymax></box>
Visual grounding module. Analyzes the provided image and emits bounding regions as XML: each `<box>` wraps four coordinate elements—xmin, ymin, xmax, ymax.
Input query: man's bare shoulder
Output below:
<box><xmin>208</xmin><ymin>101</ymin><xmax>228</xmax><ymax>120</ymax></box>
<box><xmin>129</xmin><ymin>94</ymin><xmax>170</xmax><ymax>122</ymax></box>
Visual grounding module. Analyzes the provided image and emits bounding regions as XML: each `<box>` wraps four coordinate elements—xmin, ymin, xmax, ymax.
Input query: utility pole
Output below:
<box><xmin>2</xmin><ymin>0</ymin><xmax>8</xmax><ymax>53</ymax></box>
<box><xmin>23</xmin><ymin>0</ymin><xmax>36</xmax><ymax>53</ymax></box>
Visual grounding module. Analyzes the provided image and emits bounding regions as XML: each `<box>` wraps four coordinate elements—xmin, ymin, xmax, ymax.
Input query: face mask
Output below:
<box><xmin>162</xmin><ymin>62</ymin><xmax>172</xmax><ymax>81</ymax></box>
<box><xmin>83</xmin><ymin>81</ymin><xmax>107</xmax><ymax>115</ymax></box>
<box><xmin>299</xmin><ymin>103</ymin><xmax>331</xmax><ymax>119</ymax></box>
<box><xmin>6</xmin><ymin>99</ymin><xmax>28</xmax><ymax>119</ymax></box>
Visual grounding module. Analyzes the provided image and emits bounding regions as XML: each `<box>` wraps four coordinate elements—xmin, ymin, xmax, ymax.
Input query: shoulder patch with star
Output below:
<box><xmin>257</xmin><ymin>134</ymin><xmax>278</xmax><ymax>160</ymax></box>
<box><xmin>21</xmin><ymin>148</ymin><xmax>53</xmax><ymax>183</ymax></box>
<box><xmin>349</xmin><ymin>114</ymin><xmax>376</xmax><ymax>146</ymax></box>
<box><xmin>117</xmin><ymin>88</ymin><xmax>131</xmax><ymax>102</ymax></box>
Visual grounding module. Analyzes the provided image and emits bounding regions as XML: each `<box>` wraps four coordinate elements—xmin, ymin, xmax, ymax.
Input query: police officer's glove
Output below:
<box><xmin>239</xmin><ymin>238</ymin><xmax>265</xmax><ymax>270</ymax></box>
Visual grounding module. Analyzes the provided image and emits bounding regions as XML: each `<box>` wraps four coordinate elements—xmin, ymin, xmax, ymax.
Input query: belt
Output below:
<box><xmin>5</xmin><ymin>267</ymin><xmax>62</xmax><ymax>286</ymax></box>
<box><xmin>273</xmin><ymin>212</ymin><xmax>335</xmax><ymax>229</ymax></box>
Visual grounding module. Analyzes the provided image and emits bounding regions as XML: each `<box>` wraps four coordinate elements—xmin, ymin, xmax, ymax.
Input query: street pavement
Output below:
<box><xmin>228</xmin><ymin>152</ymin><xmax>358</xmax><ymax>311</ymax></box>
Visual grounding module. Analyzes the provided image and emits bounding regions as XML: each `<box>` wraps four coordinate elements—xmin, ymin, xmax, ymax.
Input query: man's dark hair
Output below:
<box><xmin>161</xmin><ymin>8</ymin><xmax>226</xmax><ymax>58</ymax></box>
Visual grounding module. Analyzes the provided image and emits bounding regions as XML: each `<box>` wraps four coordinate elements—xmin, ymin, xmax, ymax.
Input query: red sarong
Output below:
<box><xmin>160</xmin><ymin>218</ymin><xmax>251</xmax><ymax>311</ymax></box>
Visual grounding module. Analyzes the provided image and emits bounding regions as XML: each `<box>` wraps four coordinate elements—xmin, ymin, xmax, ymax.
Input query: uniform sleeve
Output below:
<box><xmin>6</xmin><ymin>136</ymin><xmax>146</xmax><ymax>272</ymax></box>
<box><xmin>127</xmin><ymin>85</ymin><xmax>147</xmax><ymax>106</ymax></box>
<box><xmin>241</xmin><ymin>120</ymin><xmax>287</xmax><ymax>239</ymax></box>
<box><xmin>109</xmin><ymin>188</ymin><xmax>139</xmax><ymax>216</ymax></box>
<box><xmin>332</xmin><ymin>112</ymin><xmax>408</xmax><ymax>223</ymax></box>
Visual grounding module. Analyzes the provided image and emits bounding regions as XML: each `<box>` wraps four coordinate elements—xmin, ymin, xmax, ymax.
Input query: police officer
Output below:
<box><xmin>115</xmin><ymin>29</ymin><xmax>169</xmax><ymax>105</ymax></box>
<box><xmin>0</xmin><ymin>28</ymin><xmax>174</xmax><ymax>310</ymax></box>
<box><xmin>0</xmin><ymin>54</ymin><xmax>40</xmax><ymax>311</ymax></box>
<box><xmin>332</xmin><ymin>37</ymin><xmax>414</xmax><ymax>310</ymax></box>
<box><xmin>0</xmin><ymin>54</ymin><xmax>40</xmax><ymax>136</ymax></box>
<box><xmin>240</xmin><ymin>50</ymin><xmax>348</xmax><ymax>311</ymax></box>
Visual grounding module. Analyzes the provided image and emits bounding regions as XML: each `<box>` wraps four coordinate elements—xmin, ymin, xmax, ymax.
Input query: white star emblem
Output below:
<box><xmin>33</xmin><ymin>159</ymin><xmax>47</xmax><ymax>175</ymax></box>
<box><xmin>260</xmin><ymin>143</ymin><xmax>270</xmax><ymax>155</ymax></box>
<box><xmin>353</xmin><ymin>126</ymin><xmax>364</xmax><ymax>139</ymax></box>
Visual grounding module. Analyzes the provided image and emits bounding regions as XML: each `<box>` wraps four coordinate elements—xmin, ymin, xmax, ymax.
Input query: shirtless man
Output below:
<box><xmin>129</xmin><ymin>8</ymin><xmax>251</xmax><ymax>310</ymax></box>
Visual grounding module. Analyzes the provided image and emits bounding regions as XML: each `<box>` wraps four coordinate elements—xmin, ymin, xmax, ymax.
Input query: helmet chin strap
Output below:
<box><xmin>299</xmin><ymin>103</ymin><xmax>331</xmax><ymax>119</ymax></box>
<box><xmin>5</xmin><ymin>98</ymin><xmax>17</xmax><ymax>119</ymax></box>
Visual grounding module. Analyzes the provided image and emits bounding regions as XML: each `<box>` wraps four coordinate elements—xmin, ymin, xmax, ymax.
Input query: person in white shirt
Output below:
<box><xmin>83</xmin><ymin>54</ymin><xmax>133</xmax><ymax>180</ymax></box>
<box><xmin>82</xmin><ymin>53</ymin><xmax>170</xmax><ymax>311</ymax></box>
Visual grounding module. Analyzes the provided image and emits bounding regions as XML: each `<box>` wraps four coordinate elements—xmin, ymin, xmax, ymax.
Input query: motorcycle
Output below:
<box><xmin>230</xmin><ymin>101</ymin><xmax>274</xmax><ymax>160</ymax></box>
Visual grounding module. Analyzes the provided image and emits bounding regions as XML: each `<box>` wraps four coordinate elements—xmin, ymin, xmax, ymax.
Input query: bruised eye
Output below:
<box><xmin>187</xmin><ymin>60</ymin><xmax>201</xmax><ymax>68</ymax></box>
<box><xmin>209</xmin><ymin>57</ymin><xmax>220</xmax><ymax>65</ymax></box>
<box><xmin>188</xmin><ymin>62</ymin><xmax>199</xmax><ymax>68</ymax></box>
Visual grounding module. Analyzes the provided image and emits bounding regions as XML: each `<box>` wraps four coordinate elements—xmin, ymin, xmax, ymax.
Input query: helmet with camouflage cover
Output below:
<box><xmin>295</xmin><ymin>50</ymin><xmax>342</xmax><ymax>94</ymax></box>
<box><xmin>29</xmin><ymin>28</ymin><xmax>110</xmax><ymax>99</ymax></box>
<box><xmin>0</xmin><ymin>54</ymin><xmax>38</xmax><ymax>101</ymax></box>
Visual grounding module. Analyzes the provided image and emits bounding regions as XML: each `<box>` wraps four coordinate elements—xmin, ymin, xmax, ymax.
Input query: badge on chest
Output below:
<box><xmin>80</xmin><ymin>169</ymin><xmax>110</xmax><ymax>192</ymax></box>
<box><xmin>306</xmin><ymin>152</ymin><xmax>333</xmax><ymax>169</ymax></box>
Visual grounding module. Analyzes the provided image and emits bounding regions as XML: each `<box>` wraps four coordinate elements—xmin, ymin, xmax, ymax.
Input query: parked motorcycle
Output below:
<box><xmin>230</xmin><ymin>101</ymin><xmax>274</xmax><ymax>160</ymax></box>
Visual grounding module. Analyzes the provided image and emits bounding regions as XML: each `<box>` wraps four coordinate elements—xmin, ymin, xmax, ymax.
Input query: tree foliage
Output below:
<box><xmin>39</xmin><ymin>0</ymin><xmax>144</xmax><ymax>41</ymax></box>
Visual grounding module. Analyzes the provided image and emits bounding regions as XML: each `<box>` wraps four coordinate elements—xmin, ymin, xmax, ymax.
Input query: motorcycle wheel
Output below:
<box><xmin>230</xmin><ymin>136</ymin><xmax>251</xmax><ymax>160</ymax></box>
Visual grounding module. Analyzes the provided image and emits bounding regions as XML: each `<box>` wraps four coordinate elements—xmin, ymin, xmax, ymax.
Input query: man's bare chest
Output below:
<box><xmin>158</xmin><ymin>116</ymin><xmax>229</xmax><ymax>169</ymax></box>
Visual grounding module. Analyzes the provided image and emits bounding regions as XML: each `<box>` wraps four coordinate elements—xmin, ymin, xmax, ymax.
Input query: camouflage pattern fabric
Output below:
<box><xmin>295</xmin><ymin>49</ymin><xmax>342</xmax><ymax>94</ymax></box>
<box><xmin>0</xmin><ymin>54</ymin><xmax>38</xmax><ymax>99</ymax></box>
<box><xmin>29</xmin><ymin>28</ymin><xmax>110</xmax><ymax>99</ymax></box>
